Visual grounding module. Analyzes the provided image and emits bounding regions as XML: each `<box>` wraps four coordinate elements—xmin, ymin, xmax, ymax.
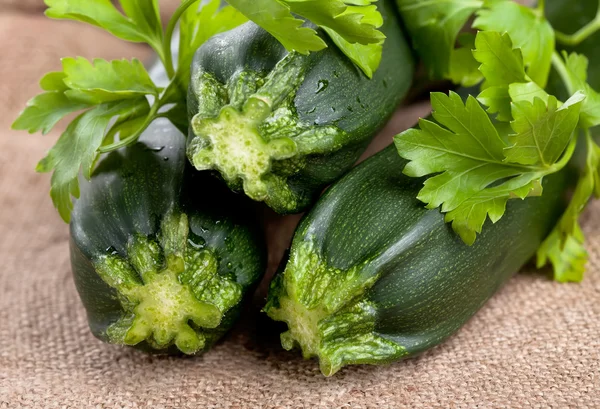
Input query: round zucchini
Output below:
<box><xmin>186</xmin><ymin>0</ymin><xmax>414</xmax><ymax>214</ymax></box>
<box><xmin>265</xmin><ymin>145</ymin><xmax>569</xmax><ymax>375</ymax></box>
<box><xmin>70</xmin><ymin>119</ymin><xmax>266</xmax><ymax>354</ymax></box>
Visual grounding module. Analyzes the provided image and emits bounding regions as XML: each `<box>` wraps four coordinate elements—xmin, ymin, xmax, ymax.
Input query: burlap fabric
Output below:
<box><xmin>1</xmin><ymin>4</ymin><xmax>599</xmax><ymax>408</ymax></box>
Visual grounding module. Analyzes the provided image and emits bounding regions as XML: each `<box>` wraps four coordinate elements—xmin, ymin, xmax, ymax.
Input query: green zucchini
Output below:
<box><xmin>186</xmin><ymin>0</ymin><xmax>414</xmax><ymax>214</ymax></box>
<box><xmin>70</xmin><ymin>119</ymin><xmax>266</xmax><ymax>354</ymax></box>
<box><xmin>265</xmin><ymin>145</ymin><xmax>569</xmax><ymax>375</ymax></box>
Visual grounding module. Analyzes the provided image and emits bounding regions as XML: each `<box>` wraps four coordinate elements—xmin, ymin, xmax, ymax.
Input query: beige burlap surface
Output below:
<box><xmin>1</xmin><ymin>4</ymin><xmax>599</xmax><ymax>409</ymax></box>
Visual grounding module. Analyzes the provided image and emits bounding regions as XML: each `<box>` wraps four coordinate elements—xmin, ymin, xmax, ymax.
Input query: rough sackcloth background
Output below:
<box><xmin>1</xmin><ymin>2</ymin><xmax>599</xmax><ymax>408</ymax></box>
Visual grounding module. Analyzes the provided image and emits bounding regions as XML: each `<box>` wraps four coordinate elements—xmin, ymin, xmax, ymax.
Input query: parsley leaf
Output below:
<box><xmin>539</xmin><ymin>232</ymin><xmax>589</xmax><ymax>283</ymax></box>
<box><xmin>286</xmin><ymin>1</ymin><xmax>385</xmax><ymax>45</ymax></box>
<box><xmin>473</xmin><ymin>0</ymin><xmax>554</xmax><ymax>87</ymax></box>
<box><xmin>119</xmin><ymin>0</ymin><xmax>163</xmax><ymax>46</ymax></box>
<box><xmin>12</xmin><ymin>56</ymin><xmax>158</xmax><ymax>222</ymax></box>
<box><xmin>395</xmin><ymin>92</ymin><xmax>524</xmax><ymax>212</ymax></box>
<box><xmin>224</xmin><ymin>0</ymin><xmax>327</xmax><ymax>54</ymax></box>
<box><xmin>11</xmin><ymin>93</ymin><xmax>88</xmax><ymax>135</ymax></box>
<box><xmin>445</xmin><ymin>174</ymin><xmax>546</xmax><ymax>245</ymax></box>
<box><xmin>319</xmin><ymin>2</ymin><xmax>384</xmax><ymax>78</ymax></box>
<box><xmin>394</xmin><ymin>0</ymin><xmax>600</xmax><ymax>280</ymax></box>
<box><xmin>448</xmin><ymin>33</ymin><xmax>482</xmax><ymax>87</ymax></box>
<box><xmin>324</xmin><ymin>31</ymin><xmax>382</xmax><ymax>79</ymax></box>
<box><xmin>561</xmin><ymin>52</ymin><xmax>600</xmax><ymax>128</ymax></box>
<box><xmin>225</xmin><ymin>0</ymin><xmax>385</xmax><ymax>77</ymax></box>
<box><xmin>36</xmin><ymin>98</ymin><xmax>150</xmax><ymax>222</ymax></box>
<box><xmin>45</xmin><ymin>0</ymin><xmax>159</xmax><ymax>46</ymax></box>
<box><xmin>394</xmin><ymin>90</ymin><xmax>583</xmax><ymax>244</ymax></box>
<box><xmin>12</xmin><ymin>73</ymin><xmax>89</xmax><ymax>135</ymax></box>
<box><xmin>40</xmin><ymin>72</ymin><xmax>70</xmax><ymax>92</ymax></box>
<box><xmin>473</xmin><ymin>31</ymin><xmax>528</xmax><ymax>122</ymax></box>
<box><xmin>537</xmin><ymin>132</ymin><xmax>600</xmax><ymax>282</ymax></box>
<box><xmin>508</xmin><ymin>81</ymin><xmax>550</xmax><ymax>105</ymax></box>
<box><xmin>395</xmin><ymin>0</ymin><xmax>483</xmax><ymax>79</ymax></box>
<box><xmin>61</xmin><ymin>57</ymin><xmax>158</xmax><ymax>104</ymax></box>
<box><xmin>504</xmin><ymin>93</ymin><xmax>586</xmax><ymax>166</ymax></box>
<box><xmin>178</xmin><ymin>0</ymin><xmax>248</xmax><ymax>90</ymax></box>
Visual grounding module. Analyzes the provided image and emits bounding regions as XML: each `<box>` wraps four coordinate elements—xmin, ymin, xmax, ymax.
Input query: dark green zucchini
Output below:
<box><xmin>70</xmin><ymin>119</ymin><xmax>266</xmax><ymax>354</ymax></box>
<box><xmin>265</xmin><ymin>145</ymin><xmax>569</xmax><ymax>376</ymax></box>
<box><xmin>186</xmin><ymin>0</ymin><xmax>414</xmax><ymax>214</ymax></box>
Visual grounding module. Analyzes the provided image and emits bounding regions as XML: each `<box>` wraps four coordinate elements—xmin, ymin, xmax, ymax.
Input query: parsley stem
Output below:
<box><xmin>153</xmin><ymin>47</ymin><xmax>170</xmax><ymax>78</ymax></box>
<box><xmin>536</xmin><ymin>0</ymin><xmax>545</xmax><ymax>14</ymax></box>
<box><xmin>555</xmin><ymin>5</ymin><xmax>600</xmax><ymax>46</ymax></box>
<box><xmin>98</xmin><ymin>99</ymin><xmax>162</xmax><ymax>153</ymax></box>
<box><xmin>162</xmin><ymin>0</ymin><xmax>198</xmax><ymax>80</ymax></box>
<box><xmin>97</xmin><ymin>79</ymin><xmax>182</xmax><ymax>154</ymax></box>
<box><xmin>554</xmin><ymin>136</ymin><xmax>578</xmax><ymax>171</ymax></box>
<box><xmin>551</xmin><ymin>51</ymin><xmax>576</xmax><ymax>95</ymax></box>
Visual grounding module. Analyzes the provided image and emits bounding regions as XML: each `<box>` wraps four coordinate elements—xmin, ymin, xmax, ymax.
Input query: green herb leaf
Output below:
<box><xmin>508</xmin><ymin>81</ymin><xmax>550</xmax><ymax>104</ymax></box>
<box><xmin>12</xmin><ymin>72</ymin><xmax>92</xmax><ymax>136</ymax></box>
<box><xmin>225</xmin><ymin>0</ymin><xmax>385</xmax><ymax>76</ymax></box>
<box><xmin>474</xmin><ymin>0</ymin><xmax>554</xmax><ymax>87</ymax></box>
<box><xmin>12</xmin><ymin>92</ymin><xmax>89</xmax><ymax>135</ymax></box>
<box><xmin>474</xmin><ymin>30</ymin><xmax>527</xmax><ymax>92</ymax></box>
<box><xmin>538</xmin><ymin>227</ymin><xmax>589</xmax><ymax>283</ymax></box>
<box><xmin>61</xmin><ymin>57</ymin><xmax>158</xmax><ymax>104</ymax></box>
<box><xmin>444</xmin><ymin>173</ymin><xmax>545</xmax><ymax>245</ymax></box>
<box><xmin>394</xmin><ymin>91</ymin><xmax>582</xmax><ymax>244</ymax></box>
<box><xmin>317</xmin><ymin>2</ymin><xmax>384</xmax><ymax>78</ymax></box>
<box><xmin>119</xmin><ymin>0</ymin><xmax>163</xmax><ymax>46</ymax></box>
<box><xmin>395</xmin><ymin>92</ymin><xmax>524</xmax><ymax>212</ymax></box>
<box><xmin>448</xmin><ymin>33</ymin><xmax>482</xmax><ymax>87</ymax></box>
<box><xmin>395</xmin><ymin>0</ymin><xmax>483</xmax><ymax>79</ymax></box>
<box><xmin>45</xmin><ymin>0</ymin><xmax>149</xmax><ymax>43</ymax></box>
<box><xmin>40</xmin><ymin>72</ymin><xmax>69</xmax><ymax>92</ymax></box>
<box><xmin>103</xmin><ymin>115</ymin><xmax>148</xmax><ymax>148</ymax></box>
<box><xmin>562</xmin><ymin>52</ymin><xmax>600</xmax><ymax>128</ymax></box>
<box><xmin>286</xmin><ymin>1</ymin><xmax>385</xmax><ymax>45</ymax></box>
<box><xmin>473</xmin><ymin>31</ymin><xmax>528</xmax><ymax>122</ymax></box>
<box><xmin>179</xmin><ymin>0</ymin><xmax>248</xmax><ymax>90</ymax></box>
<box><xmin>504</xmin><ymin>92</ymin><xmax>585</xmax><ymax>166</ymax></box>
<box><xmin>36</xmin><ymin>98</ymin><xmax>150</xmax><ymax>222</ymax></box>
<box><xmin>322</xmin><ymin>29</ymin><xmax>381</xmax><ymax>79</ymax></box>
<box><xmin>224</xmin><ymin>0</ymin><xmax>327</xmax><ymax>54</ymax></box>
<box><xmin>537</xmin><ymin>133</ymin><xmax>600</xmax><ymax>282</ymax></box>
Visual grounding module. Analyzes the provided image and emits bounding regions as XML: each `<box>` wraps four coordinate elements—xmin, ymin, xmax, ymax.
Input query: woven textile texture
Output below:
<box><xmin>0</xmin><ymin>4</ymin><xmax>599</xmax><ymax>409</ymax></box>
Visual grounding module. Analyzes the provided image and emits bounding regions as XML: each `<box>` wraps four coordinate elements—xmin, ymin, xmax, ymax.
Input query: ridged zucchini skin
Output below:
<box><xmin>187</xmin><ymin>0</ymin><xmax>413</xmax><ymax>214</ymax></box>
<box><xmin>70</xmin><ymin>119</ymin><xmax>266</xmax><ymax>354</ymax></box>
<box><xmin>265</xmin><ymin>145</ymin><xmax>569</xmax><ymax>375</ymax></box>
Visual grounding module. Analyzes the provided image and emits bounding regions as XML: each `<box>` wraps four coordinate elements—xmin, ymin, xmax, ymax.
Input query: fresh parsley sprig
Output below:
<box><xmin>226</xmin><ymin>0</ymin><xmax>385</xmax><ymax>77</ymax></box>
<box><xmin>13</xmin><ymin>0</ymin><xmax>386</xmax><ymax>223</ymax></box>
<box><xmin>394</xmin><ymin>0</ymin><xmax>600</xmax><ymax>282</ymax></box>
<box><xmin>13</xmin><ymin>0</ymin><xmax>246</xmax><ymax>222</ymax></box>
